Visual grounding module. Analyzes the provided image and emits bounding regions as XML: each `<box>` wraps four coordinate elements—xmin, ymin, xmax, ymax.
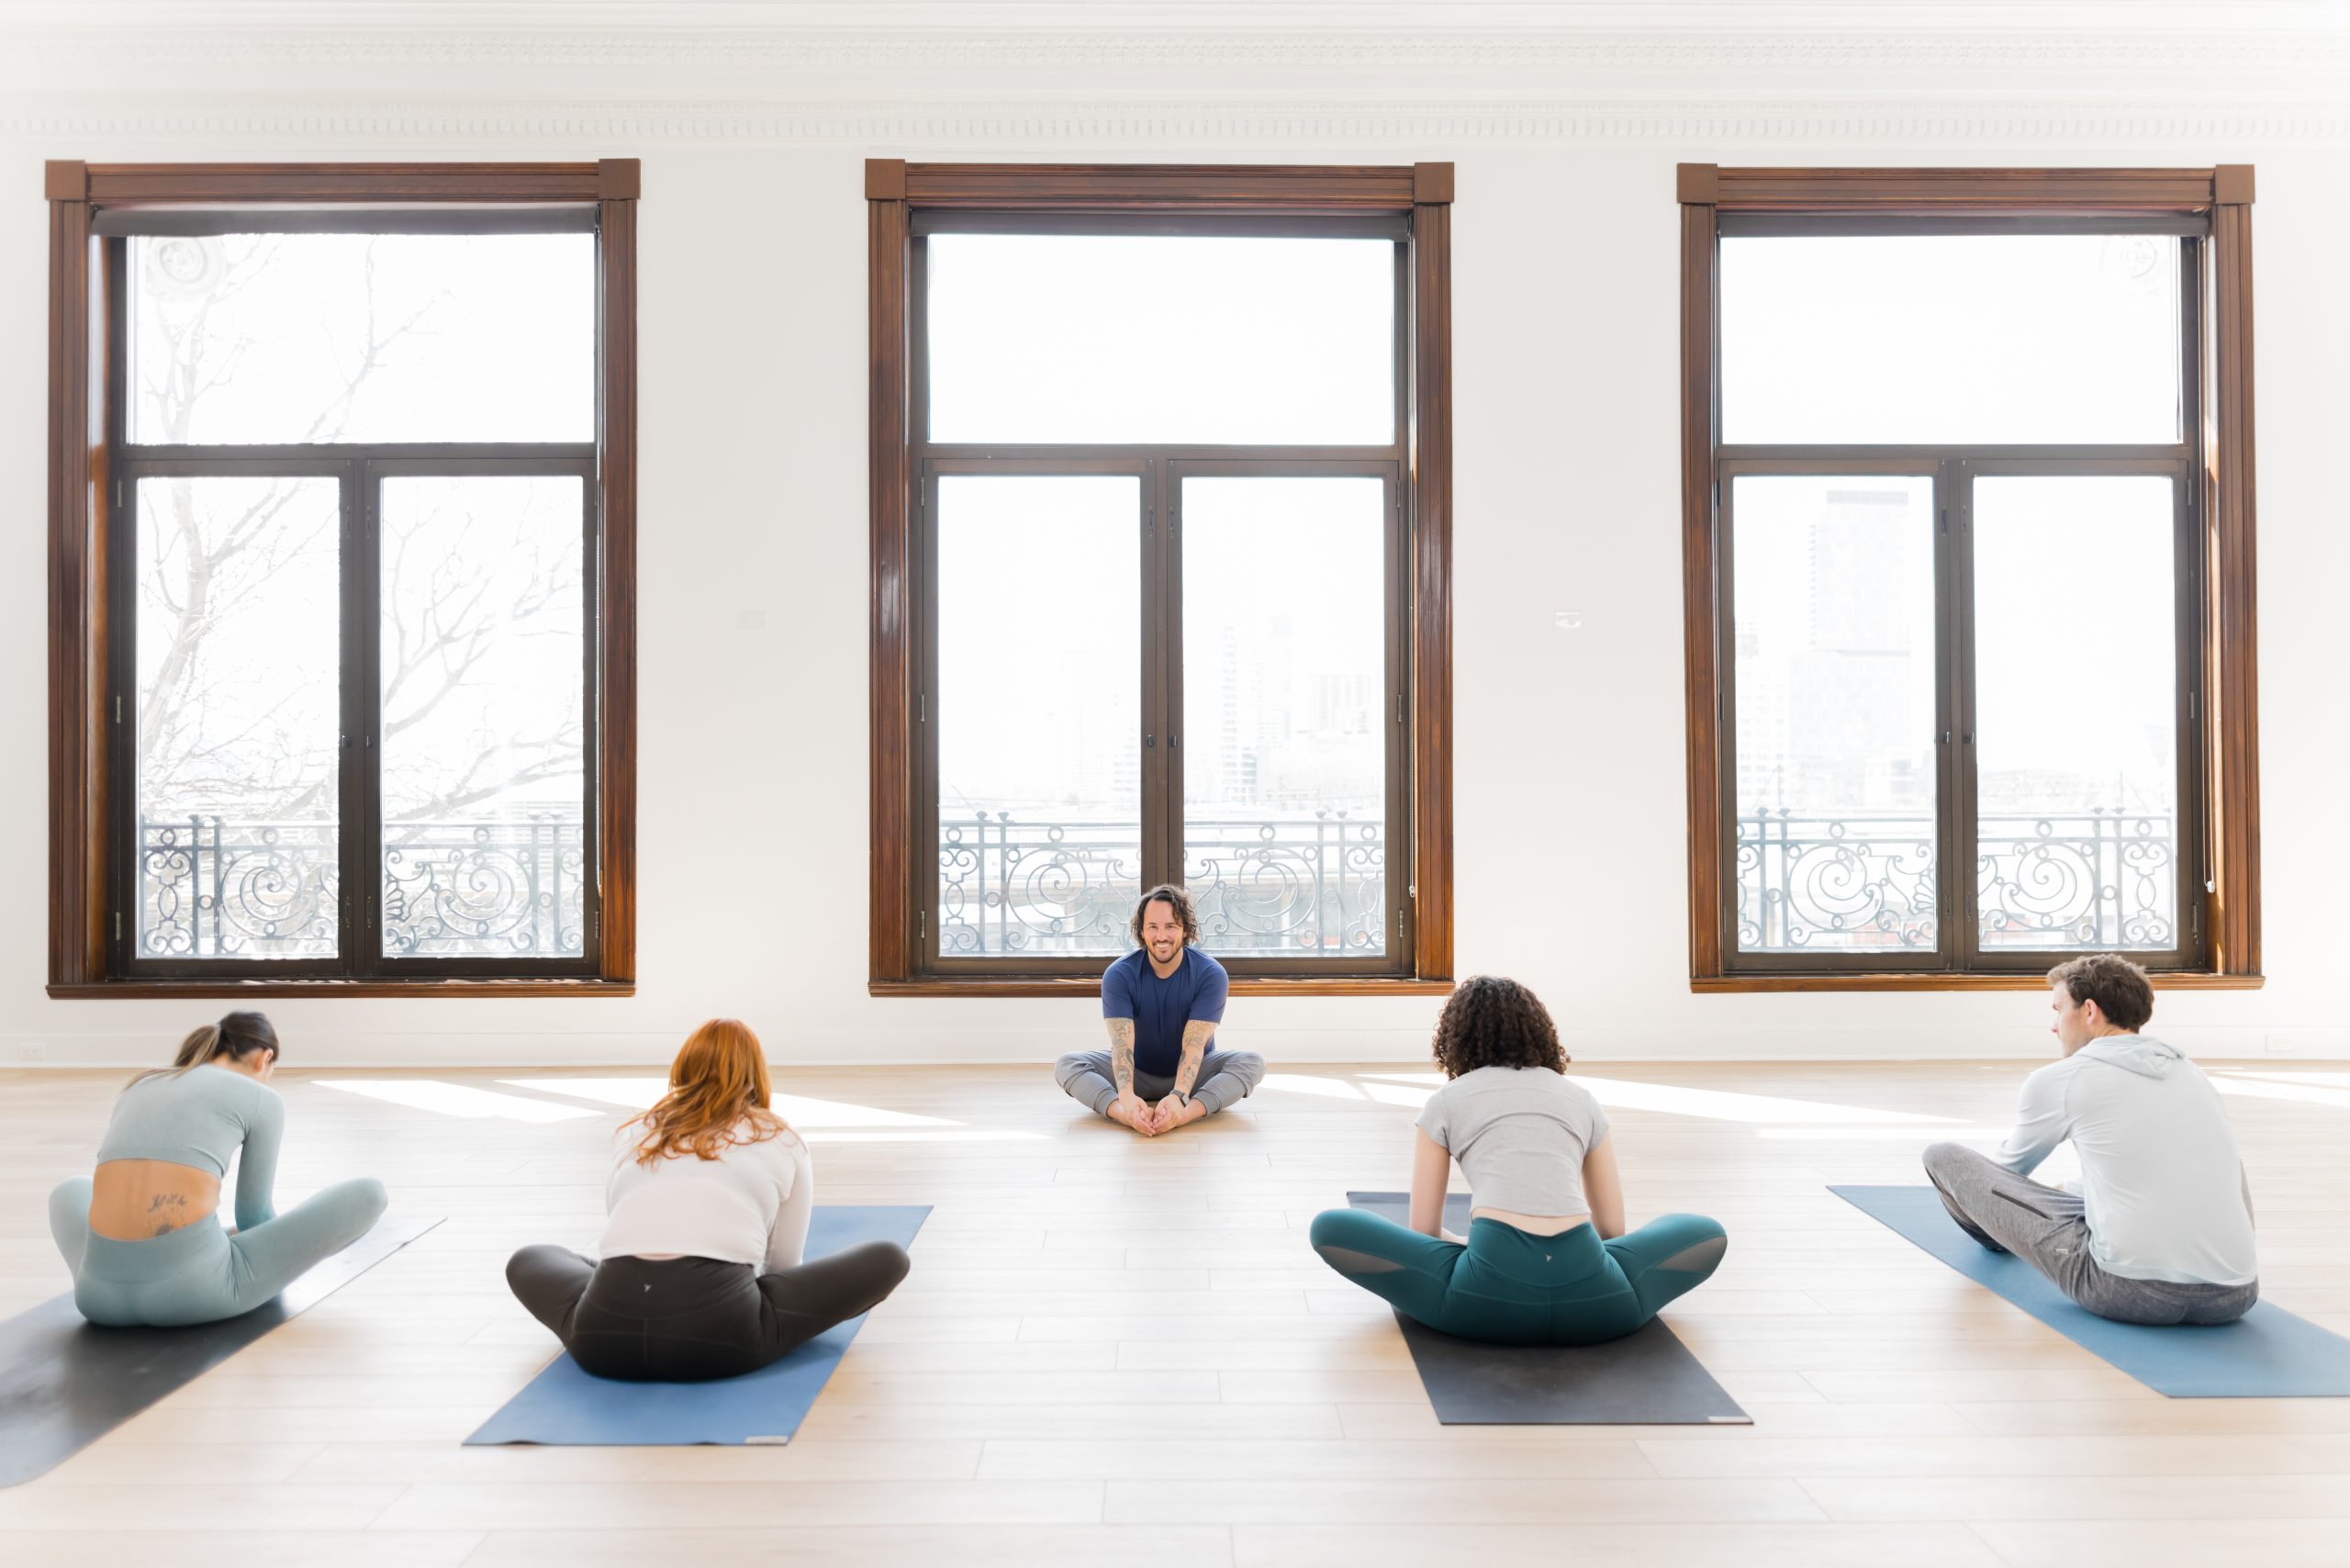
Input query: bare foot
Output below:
<box><xmin>1107</xmin><ymin>1097</ymin><xmax>1156</xmax><ymax>1136</ymax></box>
<box><xmin>1153</xmin><ymin>1098</ymin><xmax>1209</xmax><ymax>1133</ymax></box>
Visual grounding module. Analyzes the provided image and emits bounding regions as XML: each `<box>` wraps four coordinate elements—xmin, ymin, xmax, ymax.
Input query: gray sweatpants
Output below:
<box><xmin>1055</xmin><ymin>1048</ymin><xmax>1266</xmax><ymax>1117</ymax></box>
<box><xmin>1920</xmin><ymin>1141</ymin><xmax>2256</xmax><ymax>1327</ymax></box>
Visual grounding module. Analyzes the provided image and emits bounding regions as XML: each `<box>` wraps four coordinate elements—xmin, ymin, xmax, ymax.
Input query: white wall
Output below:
<box><xmin>2</xmin><ymin>6</ymin><xmax>2344</xmax><ymax>1067</ymax></box>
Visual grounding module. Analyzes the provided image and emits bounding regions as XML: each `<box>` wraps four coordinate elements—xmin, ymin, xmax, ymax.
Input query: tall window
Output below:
<box><xmin>868</xmin><ymin>162</ymin><xmax>1455</xmax><ymax>991</ymax></box>
<box><xmin>47</xmin><ymin>162</ymin><xmax>638</xmax><ymax>992</ymax></box>
<box><xmin>1680</xmin><ymin>166</ymin><xmax>2261</xmax><ymax>986</ymax></box>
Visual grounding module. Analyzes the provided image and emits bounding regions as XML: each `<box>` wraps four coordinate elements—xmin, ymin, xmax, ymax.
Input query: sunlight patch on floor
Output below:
<box><xmin>799</xmin><ymin>1129</ymin><xmax>1045</xmax><ymax>1143</ymax></box>
<box><xmin>1344</xmin><ymin>1067</ymin><xmax>1964</xmax><ymax>1142</ymax></box>
<box><xmin>1257</xmin><ymin>1073</ymin><xmax>1368</xmax><ymax>1101</ymax></box>
<box><xmin>317</xmin><ymin>1080</ymin><xmax>604</xmax><ymax>1123</ymax></box>
<box><xmin>1753</xmin><ymin>1125</ymin><xmax>2012</xmax><ymax>1141</ymax></box>
<box><xmin>2211</xmin><ymin>1075</ymin><xmax>2350</xmax><ymax>1110</ymax></box>
<box><xmin>499</xmin><ymin>1078</ymin><xmax>957</xmax><ymax>1127</ymax></box>
<box><xmin>1561</xmin><ymin>1077</ymin><xmax>1961</xmax><ymax>1126</ymax></box>
<box><xmin>2221</xmin><ymin>1070</ymin><xmax>2350</xmax><ymax>1087</ymax></box>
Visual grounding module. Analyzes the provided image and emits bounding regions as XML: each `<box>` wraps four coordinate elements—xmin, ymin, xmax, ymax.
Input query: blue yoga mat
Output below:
<box><xmin>1832</xmin><ymin>1184</ymin><xmax>2350</xmax><ymax>1398</ymax></box>
<box><xmin>465</xmin><ymin>1204</ymin><xmax>929</xmax><ymax>1446</ymax></box>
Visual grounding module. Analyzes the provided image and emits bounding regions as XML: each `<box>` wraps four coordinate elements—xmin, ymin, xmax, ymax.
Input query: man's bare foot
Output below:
<box><xmin>1153</xmin><ymin>1097</ymin><xmax>1209</xmax><ymax>1133</ymax></box>
<box><xmin>1108</xmin><ymin>1095</ymin><xmax>1156</xmax><ymax>1135</ymax></box>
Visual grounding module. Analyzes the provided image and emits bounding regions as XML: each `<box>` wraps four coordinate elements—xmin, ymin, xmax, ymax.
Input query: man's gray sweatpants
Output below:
<box><xmin>1920</xmin><ymin>1141</ymin><xmax>2256</xmax><ymax>1327</ymax></box>
<box><xmin>1055</xmin><ymin>1048</ymin><xmax>1265</xmax><ymax>1117</ymax></box>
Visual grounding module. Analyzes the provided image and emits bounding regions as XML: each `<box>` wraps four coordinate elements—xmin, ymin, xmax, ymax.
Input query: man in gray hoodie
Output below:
<box><xmin>1921</xmin><ymin>952</ymin><xmax>2258</xmax><ymax>1326</ymax></box>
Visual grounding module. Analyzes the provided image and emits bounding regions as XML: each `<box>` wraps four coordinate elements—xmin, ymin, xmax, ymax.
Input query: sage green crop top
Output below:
<box><xmin>94</xmin><ymin>1065</ymin><xmax>284</xmax><ymax>1231</ymax></box>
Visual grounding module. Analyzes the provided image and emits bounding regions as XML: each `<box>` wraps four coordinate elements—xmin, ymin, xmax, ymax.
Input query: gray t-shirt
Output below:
<box><xmin>1415</xmin><ymin>1066</ymin><xmax>1611</xmax><ymax>1218</ymax></box>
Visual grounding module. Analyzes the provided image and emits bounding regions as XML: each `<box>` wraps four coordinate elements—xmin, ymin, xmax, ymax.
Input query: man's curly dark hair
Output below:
<box><xmin>1431</xmin><ymin>976</ymin><xmax>1568</xmax><ymax>1079</ymax></box>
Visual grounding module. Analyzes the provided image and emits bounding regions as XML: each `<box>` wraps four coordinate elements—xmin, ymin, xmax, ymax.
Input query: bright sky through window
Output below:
<box><xmin>926</xmin><ymin>233</ymin><xmax>1394</xmax><ymax>445</ymax></box>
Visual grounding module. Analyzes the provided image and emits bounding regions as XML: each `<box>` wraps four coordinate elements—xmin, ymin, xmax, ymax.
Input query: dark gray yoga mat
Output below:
<box><xmin>1344</xmin><ymin>1193</ymin><xmax>1749</xmax><ymax>1425</ymax></box>
<box><xmin>0</xmin><ymin>1211</ymin><xmax>442</xmax><ymax>1486</ymax></box>
<box><xmin>1834</xmin><ymin>1183</ymin><xmax>2350</xmax><ymax>1398</ymax></box>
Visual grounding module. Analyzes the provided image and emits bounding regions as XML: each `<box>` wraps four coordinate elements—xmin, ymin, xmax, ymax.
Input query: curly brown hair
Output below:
<box><xmin>1130</xmin><ymin>883</ymin><xmax>1200</xmax><ymax>946</ymax></box>
<box><xmin>1431</xmin><ymin>976</ymin><xmax>1568</xmax><ymax>1078</ymax></box>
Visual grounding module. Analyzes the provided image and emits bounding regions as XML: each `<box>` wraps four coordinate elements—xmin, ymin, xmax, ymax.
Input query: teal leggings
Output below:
<box><xmin>48</xmin><ymin>1175</ymin><xmax>387</xmax><ymax>1327</ymax></box>
<box><xmin>1309</xmin><ymin>1208</ymin><xmax>1728</xmax><ymax>1345</ymax></box>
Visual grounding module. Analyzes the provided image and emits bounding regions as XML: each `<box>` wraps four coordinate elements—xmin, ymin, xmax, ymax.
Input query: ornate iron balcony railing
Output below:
<box><xmin>1735</xmin><ymin>807</ymin><xmax>2176</xmax><ymax>953</ymax></box>
<box><xmin>938</xmin><ymin>810</ymin><xmax>1385</xmax><ymax>958</ymax></box>
<box><xmin>138</xmin><ymin>813</ymin><xmax>585</xmax><ymax>960</ymax></box>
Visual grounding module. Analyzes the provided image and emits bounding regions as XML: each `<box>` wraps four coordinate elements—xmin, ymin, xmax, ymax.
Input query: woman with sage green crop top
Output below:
<box><xmin>47</xmin><ymin>1012</ymin><xmax>386</xmax><ymax>1327</ymax></box>
<box><xmin>1308</xmin><ymin>977</ymin><xmax>1727</xmax><ymax>1346</ymax></box>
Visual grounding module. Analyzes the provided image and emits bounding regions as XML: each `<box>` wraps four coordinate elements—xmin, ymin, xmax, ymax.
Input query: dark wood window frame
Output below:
<box><xmin>1678</xmin><ymin>164</ymin><xmax>2261</xmax><ymax>992</ymax></box>
<box><xmin>46</xmin><ymin>160</ymin><xmax>639</xmax><ymax>999</ymax></box>
<box><xmin>867</xmin><ymin>160</ymin><xmax>1456</xmax><ymax>998</ymax></box>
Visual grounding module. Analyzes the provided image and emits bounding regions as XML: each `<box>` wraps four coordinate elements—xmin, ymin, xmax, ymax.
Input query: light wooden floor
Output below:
<box><xmin>5</xmin><ymin>1058</ymin><xmax>2349</xmax><ymax>1567</ymax></box>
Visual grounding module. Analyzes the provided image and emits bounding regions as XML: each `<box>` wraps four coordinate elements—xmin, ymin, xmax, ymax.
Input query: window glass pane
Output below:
<box><xmin>936</xmin><ymin>475</ymin><xmax>1141</xmax><ymax>956</ymax></box>
<box><xmin>1721</xmin><ymin>235</ymin><xmax>2181</xmax><ymax>444</ymax></box>
<box><xmin>926</xmin><ymin>234</ymin><xmax>1394</xmax><ymax>445</ymax></box>
<box><xmin>129</xmin><ymin>233</ymin><xmax>594</xmax><ymax>444</ymax></box>
<box><xmin>1181</xmin><ymin>476</ymin><xmax>1387</xmax><ymax>958</ymax></box>
<box><xmin>1974</xmin><ymin>476</ymin><xmax>2178</xmax><ymax>951</ymax></box>
<box><xmin>1731</xmin><ymin>475</ymin><xmax>1940</xmax><ymax>954</ymax></box>
<box><xmin>135</xmin><ymin>476</ymin><xmax>341</xmax><ymax>959</ymax></box>
<box><xmin>379</xmin><ymin>476</ymin><xmax>587</xmax><ymax>959</ymax></box>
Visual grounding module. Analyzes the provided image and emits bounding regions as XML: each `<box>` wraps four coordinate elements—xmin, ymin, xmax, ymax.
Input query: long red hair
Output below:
<box><xmin>624</xmin><ymin>1019</ymin><xmax>789</xmax><ymax>1164</ymax></box>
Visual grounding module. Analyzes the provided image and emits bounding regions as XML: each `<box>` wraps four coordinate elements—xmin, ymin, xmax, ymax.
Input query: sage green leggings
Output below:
<box><xmin>48</xmin><ymin>1175</ymin><xmax>387</xmax><ymax>1327</ymax></box>
<box><xmin>1309</xmin><ymin>1208</ymin><xmax>1728</xmax><ymax>1345</ymax></box>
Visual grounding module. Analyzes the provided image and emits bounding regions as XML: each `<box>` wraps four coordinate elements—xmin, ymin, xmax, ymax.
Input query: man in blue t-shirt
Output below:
<box><xmin>1054</xmin><ymin>884</ymin><xmax>1266</xmax><ymax>1136</ymax></box>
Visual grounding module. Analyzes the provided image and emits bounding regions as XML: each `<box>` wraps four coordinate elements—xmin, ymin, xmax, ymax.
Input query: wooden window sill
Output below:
<box><xmin>48</xmin><ymin>979</ymin><xmax>635</xmax><ymax>1000</ymax></box>
<box><xmin>1692</xmin><ymin>971</ymin><xmax>2262</xmax><ymax>993</ymax></box>
<box><xmin>870</xmin><ymin>976</ymin><xmax>1455</xmax><ymax>999</ymax></box>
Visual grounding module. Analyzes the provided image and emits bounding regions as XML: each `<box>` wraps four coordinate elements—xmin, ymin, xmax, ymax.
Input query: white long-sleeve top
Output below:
<box><xmin>1992</xmin><ymin>1035</ymin><xmax>2255</xmax><ymax>1287</ymax></box>
<box><xmin>598</xmin><ymin>1119</ymin><xmax>813</xmax><ymax>1274</ymax></box>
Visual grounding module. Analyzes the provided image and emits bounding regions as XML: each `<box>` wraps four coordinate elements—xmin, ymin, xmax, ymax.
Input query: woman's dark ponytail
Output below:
<box><xmin>130</xmin><ymin>1011</ymin><xmax>279</xmax><ymax>1087</ymax></box>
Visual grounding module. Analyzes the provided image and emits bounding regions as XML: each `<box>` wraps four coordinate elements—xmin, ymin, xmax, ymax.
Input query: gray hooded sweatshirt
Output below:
<box><xmin>1992</xmin><ymin>1035</ymin><xmax>2256</xmax><ymax>1286</ymax></box>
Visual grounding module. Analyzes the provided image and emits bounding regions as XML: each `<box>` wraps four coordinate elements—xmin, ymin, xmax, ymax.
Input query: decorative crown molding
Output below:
<box><xmin>6</xmin><ymin>26</ymin><xmax>2346</xmax><ymax>79</ymax></box>
<box><xmin>8</xmin><ymin>4</ymin><xmax>2344</xmax><ymax>149</ymax></box>
<box><xmin>5</xmin><ymin>24</ymin><xmax>2331</xmax><ymax>75</ymax></box>
<box><xmin>10</xmin><ymin>95</ymin><xmax>2347</xmax><ymax>151</ymax></box>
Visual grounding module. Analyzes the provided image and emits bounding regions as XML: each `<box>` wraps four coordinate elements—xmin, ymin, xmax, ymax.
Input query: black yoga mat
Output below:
<box><xmin>0</xmin><ymin>1211</ymin><xmax>441</xmax><ymax>1486</ymax></box>
<box><xmin>1344</xmin><ymin>1193</ymin><xmax>1749</xmax><ymax>1426</ymax></box>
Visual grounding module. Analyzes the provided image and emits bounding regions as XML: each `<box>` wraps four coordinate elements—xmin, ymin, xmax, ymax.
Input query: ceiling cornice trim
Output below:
<box><xmin>5</xmin><ymin>26</ymin><xmax>2346</xmax><ymax>82</ymax></box>
<box><xmin>10</xmin><ymin>95</ymin><xmax>2347</xmax><ymax>150</ymax></box>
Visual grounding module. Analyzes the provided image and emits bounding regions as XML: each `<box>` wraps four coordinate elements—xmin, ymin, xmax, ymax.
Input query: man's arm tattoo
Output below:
<box><xmin>1172</xmin><ymin>1018</ymin><xmax>1216</xmax><ymax>1098</ymax></box>
<box><xmin>1107</xmin><ymin>1018</ymin><xmax>1136</xmax><ymax>1098</ymax></box>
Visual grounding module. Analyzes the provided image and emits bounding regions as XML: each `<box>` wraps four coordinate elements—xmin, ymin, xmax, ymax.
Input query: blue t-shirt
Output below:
<box><xmin>1101</xmin><ymin>946</ymin><xmax>1229</xmax><ymax>1078</ymax></box>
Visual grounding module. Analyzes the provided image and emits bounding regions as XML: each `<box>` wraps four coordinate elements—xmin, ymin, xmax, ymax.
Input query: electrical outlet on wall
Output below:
<box><xmin>18</xmin><ymin>1041</ymin><xmax>44</xmax><ymax>1061</ymax></box>
<box><xmin>2265</xmin><ymin>1034</ymin><xmax>2296</xmax><ymax>1054</ymax></box>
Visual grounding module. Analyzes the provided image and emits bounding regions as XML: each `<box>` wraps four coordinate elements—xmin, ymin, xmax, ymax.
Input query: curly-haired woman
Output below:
<box><xmin>1308</xmin><ymin>977</ymin><xmax>1726</xmax><ymax>1344</ymax></box>
<box><xmin>505</xmin><ymin>1020</ymin><xmax>910</xmax><ymax>1381</ymax></box>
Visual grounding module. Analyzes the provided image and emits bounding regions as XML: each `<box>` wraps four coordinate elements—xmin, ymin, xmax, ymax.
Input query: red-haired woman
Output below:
<box><xmin>505</xmin><ymin>1020</ymin><xmax>910</xmax><ymax>1381</ymax></box>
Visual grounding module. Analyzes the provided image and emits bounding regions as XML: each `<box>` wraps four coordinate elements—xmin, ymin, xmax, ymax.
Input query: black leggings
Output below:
<box><xmin>505</xmin><ymin>1242</ymin><xmax>911</xmax><ymax>1383</ymax></box>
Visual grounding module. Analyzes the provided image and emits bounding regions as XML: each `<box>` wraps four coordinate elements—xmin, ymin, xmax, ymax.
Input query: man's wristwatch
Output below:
<box><xmin>1172</xmin><ymin>1090</ymin><xmax>1192</xmax><ymax>1106</ymax></box>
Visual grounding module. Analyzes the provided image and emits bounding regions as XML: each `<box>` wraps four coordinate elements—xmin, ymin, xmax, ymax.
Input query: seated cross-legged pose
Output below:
<box><xmin>1055</xmin><ymin>884</ymin><xmax>1265</xmax><ymax>1137</ymax></box>
<box><xmin>506</xmin><ymin>1019</ymin><xmax>911</xmax><ymax>1382</ymax></box>
<box><xmin>48</xmin><ymin>1012</ymin><xmax>388</xmax><ymax>1327</ymax></box>
<box><xmin>1309</xmin><ymin>977</ymin><xmax>1727</xmax><ymax>1345</ymax></box>
<box><xmin>1923</xmin><ymin>953</ymin><xmax>2258</xmax><ymax>1327</ymax></box>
